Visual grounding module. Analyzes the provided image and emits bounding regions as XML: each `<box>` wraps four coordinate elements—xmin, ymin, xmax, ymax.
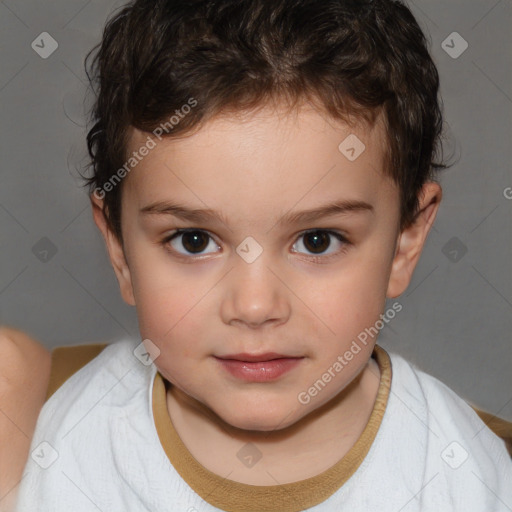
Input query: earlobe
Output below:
<box><xmin>387</xmin><ymin>182</ymin><xmax>442</xmax><ymax>298</ymax></box>
<box><xmin>90</xmin><ymin>194</ymin><xmax>136</xmax><ymax>306</ymax></box>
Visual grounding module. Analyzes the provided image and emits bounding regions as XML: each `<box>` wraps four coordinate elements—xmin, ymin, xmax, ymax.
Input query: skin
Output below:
<box><xmin>0</xmin><ymin>326</ymin><xmax>50</xmax><ymax>511</ymax></box>
<box><xmin>91</xmin><ymin>102</ymin><xmax>441</xmax><ymax>485</ymax></box>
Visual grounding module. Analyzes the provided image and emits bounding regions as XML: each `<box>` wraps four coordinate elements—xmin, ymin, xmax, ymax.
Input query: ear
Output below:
<box><xmin>387</xmin><ymin>182</ymin><xmax>442</xmax><ymax>298</ymax></box>
<box><xmin>90</xmin><ymin>193</ymin><xmax>136</xmax><ymax>306</ymax></box>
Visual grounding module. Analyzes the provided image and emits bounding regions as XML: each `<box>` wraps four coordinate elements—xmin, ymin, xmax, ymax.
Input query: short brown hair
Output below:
<box><xmin>83</xmin><ymin>0</ymin><xmax>449</xmax><ymax>244</ymax></box>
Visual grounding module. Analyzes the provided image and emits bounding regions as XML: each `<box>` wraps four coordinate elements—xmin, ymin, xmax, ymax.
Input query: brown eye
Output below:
<box><xmin>181</xmin><ymin>231</ymin><xmax>209</xmax><ymax>253</ymax></box>
<box><xmin>302</xmin><ymin>230</ymin><xmax>331</xmax><ymax>254</ymax></box>
<box><xmin>292</xmin><ymin>230</ymin><xmax>348</xmax><ymax>258</ymax></box>
<box><xmin>165</xmin><ymin>229</ymin><xmax>220</xmax><ymax>256</ymax></box>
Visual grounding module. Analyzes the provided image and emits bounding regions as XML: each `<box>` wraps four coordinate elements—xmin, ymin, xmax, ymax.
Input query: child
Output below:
<box><xmin>16</xmin><ymin>0</ymin><xmax>512</xmax><ymax>510</ymax></box>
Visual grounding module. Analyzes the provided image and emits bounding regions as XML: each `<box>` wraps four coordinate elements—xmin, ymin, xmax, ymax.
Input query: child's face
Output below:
<box><xmin>97</xmin><ymin>104</ymin><xmax>409</xmax><ymax>431</ymax></box>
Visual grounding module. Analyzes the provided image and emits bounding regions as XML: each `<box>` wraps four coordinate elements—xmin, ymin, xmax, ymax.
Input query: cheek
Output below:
<box><xmin>126</xmin><ymin>252</ymin><xmax>192</xmax><ymax>342</ymax></box>
<box><xmin>129</xmin><ymin>266</ymin><xmax>213</xmax><ymax>365</ymax></box>
<box><xmin>303</xmin><ymin>250</ymin><xmax>392</xmax><ymax>341</ymax></box>
<box><xmin>136</xmin><ymin>285</ymin><xmax>202</xmax><ymax>347</ymax></box>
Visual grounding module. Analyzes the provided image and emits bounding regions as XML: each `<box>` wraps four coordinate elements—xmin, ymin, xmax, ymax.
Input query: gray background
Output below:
<box><xmin>1</xmin><ymin>1</ymin><xmax>511</xmax><ymax>420</ymax></box>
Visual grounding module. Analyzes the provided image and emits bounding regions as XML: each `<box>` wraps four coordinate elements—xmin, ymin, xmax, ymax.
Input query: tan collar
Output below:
<box><xmin>152</xmin><ymin>345</ymin><xmax>392</xmax><ymax>512</ymax></box>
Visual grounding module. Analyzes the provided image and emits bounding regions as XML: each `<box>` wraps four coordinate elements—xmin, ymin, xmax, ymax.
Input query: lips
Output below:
<box><xmin>216</xmin><ymin>352</ymin><xmax>297</xmax><ymax>362</ymax></box>
<box><xmin>214</xmin><ymin>353</ymin><xmax>304</xmax><ymax>382</ymax></box>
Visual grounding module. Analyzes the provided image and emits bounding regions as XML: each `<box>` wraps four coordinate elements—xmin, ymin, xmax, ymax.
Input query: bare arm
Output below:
<box><xmin>0</xmin><ymin>326</ymin><xmax>51</xmax><ymax>511</ymax></box>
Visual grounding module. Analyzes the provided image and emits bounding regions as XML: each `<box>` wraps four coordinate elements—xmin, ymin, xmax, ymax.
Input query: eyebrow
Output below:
<box><xmin>139</xmin><ymin>199</ymin><xmax>374</xmax><ymax>226</ymax></box>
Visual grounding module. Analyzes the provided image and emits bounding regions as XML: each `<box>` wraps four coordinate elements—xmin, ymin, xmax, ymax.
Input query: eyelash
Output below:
<box><xmin>160</xmin><ymin>228</ymin><xmax>351</xmax><ymax>263</ymax></box>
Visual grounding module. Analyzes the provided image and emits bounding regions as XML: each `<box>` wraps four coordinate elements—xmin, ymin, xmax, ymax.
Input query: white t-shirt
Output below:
<box><xmin>16</xmin><ymin>338</ymin><xmax>512</xmax><ymax>511</ymax></box>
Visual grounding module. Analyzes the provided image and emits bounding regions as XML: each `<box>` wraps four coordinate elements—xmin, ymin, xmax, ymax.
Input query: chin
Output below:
<box><xmin>227</xmin><ymin>416</ymin><xmax>294</xmax><ymax>432</ymax></box>
<box><xmin>215</xmin><ymin>401</ymin><xmax>302</xmax><ymax>433</ymax></box>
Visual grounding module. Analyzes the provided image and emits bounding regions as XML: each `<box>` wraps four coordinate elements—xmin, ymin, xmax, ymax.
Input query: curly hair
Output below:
<box><xmin>83</xmin><ymin>0</ymin><xmax>449</xmax><ymax>244</ymax></box>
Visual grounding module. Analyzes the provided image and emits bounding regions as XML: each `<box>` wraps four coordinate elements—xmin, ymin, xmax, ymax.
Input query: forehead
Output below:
<box><xmin>122</xmin><ymin>104</ymin><xmax>394</xmax><ymax>225</ymax></box>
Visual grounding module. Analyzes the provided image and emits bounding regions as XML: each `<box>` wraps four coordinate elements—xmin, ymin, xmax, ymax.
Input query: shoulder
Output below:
<box><xmin>367</xmin><ymin>349</ymin><xmax>512</xmax><ymax>508</ymax></box>
<box><xmin>45</xmin><ymin>337</ymin><xmax>143</xmax><ymax>402</ymax></box>
<box><xmin>388</xmin><ymin>350</ymin><xmax>507</xmax><ymax>432</ymax></box>
<box><xmin>17</xmin><ymin>338</ymin><xmax>159</xmax><ymax>507</ymax></box>
<box><xmin>25</xmin><ymin>338</ymin><xmax>153</xmax><ymax>475</ymax></box>
<box><xmin>385</xmin><ymin>350</ymin><xmax>512</xmax><ymax>468</ymax></box>
<box><xmin>36</xmin><ymin>338</ymin><xmax>152</xmax><ymax>436</ymax></box>
<box><xmin>45</xmin><ymin>342</ymin><xmax>110</xmax><ymax>400</ymax></box>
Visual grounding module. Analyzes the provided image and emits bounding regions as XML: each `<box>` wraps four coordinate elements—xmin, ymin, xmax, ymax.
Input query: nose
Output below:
<box><xmin>220</xmin><ymin>254</ymin><xmax>291</xmax><ymax>329</ymax></box>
